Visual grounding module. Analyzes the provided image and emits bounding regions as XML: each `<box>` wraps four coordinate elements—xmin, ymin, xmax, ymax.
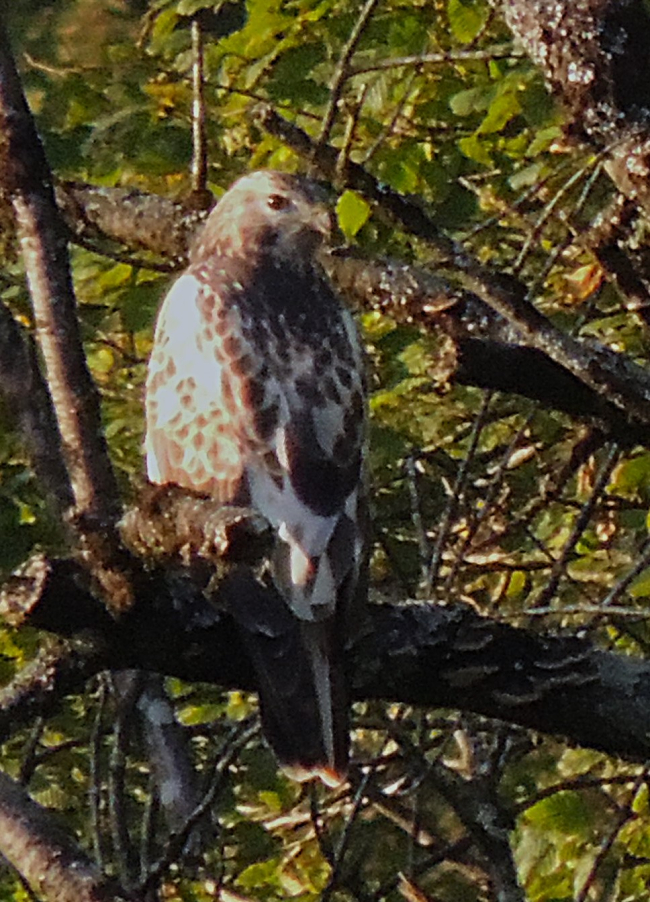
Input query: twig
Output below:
<box><xmin>109</xmin><ymin>673</ymin><xmax>140</xmax><ymax>888</ymax></box>
<box><xmin>600</xmin><ymin>534</ymin><xmax>650</xmax><ymax>609</ymax></box>
<box><xmin>139</xmin><ymin>777</ymin><xmax>159</xmax><ymax>883</ymax></box>
<box><xmin>349</xmin><ymin>45</ymin><xmax>523</xmax><ymax>75</ymax></box>
<box><xmin>517</xmin><ymin>771</ymin><xmax>644</xmax><ymax>814</ymax></box>
<box><xmin>138</xmin><ymin>719</ymin><xmax>258</xmax><ymax>897</ymax></box>
<box><xmin>321</xmin><ymin>767</ymin><xmax>374</xmax><ymax>900</ymax></box>
<box><xmin>405</xmin><ymin>454</ymin><xmax>431</xmax><ymax>586</ymax></box>
<box><xmin>425</xmin><ymin>394</ymin><xmax>492</xmax><ymax>593</ymax></box>
<box><xmin>89</xmin><ymin>675</ymin><xmax>109</xmax><ymax>871</ymax></box>
<box><xmin>190</xmin><ymin>18</ymin><xmax>208</xmax><ymax>200</ymax></box>
<box><xmin>528</xmin><ymin>443</ymin><xmax>619</xmax><ymax>609</ymax></box>
<box><xmin>362</xmin><ymin>69</ymin><xmax>419</xmax><ymax>165</ymax></box>
<box><xmin>575</xmin><ymin>770</ymin><xmax>647</xmax><ymax>902</ymax></box>
<box><xmin>318</xmin><ymin>0</ymin><xmax>381</xmax><ymax>146</ymax></box>
<box><xmin>17</xmin><ymin>716</ymin><xmax>44</xmax><ymax>785</ymax></box>
<box><xmin>444</xmin><ymin>414</ymin><xmax>534</xmax><ymax>596</ymax></box>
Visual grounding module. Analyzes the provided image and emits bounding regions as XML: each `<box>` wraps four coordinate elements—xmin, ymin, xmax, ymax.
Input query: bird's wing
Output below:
<box><xmin>145</xmin><ymin>271</ymin><xmax>253</xmax><ymax>502</ymax></box>
<box><xmin>244</xmin><ymin>306</ymin><xmax>367</xmax><ymax>623</ymax></box>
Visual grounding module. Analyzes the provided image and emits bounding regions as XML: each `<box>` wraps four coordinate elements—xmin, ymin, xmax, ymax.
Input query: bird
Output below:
<box><xmin>145</xmin><ymin>170</ymin><xmax>367</xmax><ymax>785</ymax></box>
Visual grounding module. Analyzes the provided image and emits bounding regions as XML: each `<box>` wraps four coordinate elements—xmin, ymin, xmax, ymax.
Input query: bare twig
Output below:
<box><xmin>349</xmin><ymin>44</ymin><xmax>523</xmax><ymax>75</ymax></box>
<box><xmin>138</xmin><ymin>719</ymin><xmax>258</xmax><ymax>897</ymax></box>
<box><xmin>600</xmin><ymin>534</ymin><xmax>650</xmax><ymax>610</ymax></box>
<box><xmin>425</xmin><ymin>394</ymin><xmax>492</xmax><ymax>593</ymax></box>
<box><xmin>190</xmin><ymin>18</ymin><xmax>208</xmax><ymax>201</ymax></box>
<box><xmin>528</xmin><ymin>443</ymin><xmax>620</xmax><ymax>610</ymax></box>
<box><xmin>575</xmin><ymin>770</ymin><xmax>647</xmax><ymax>902</ymax></box>
<box><xmin>321</xmin><ymin>767</ymin><xmax>374</xmax><ymax>900</ymax></box>
<box><xmin>109</xmin><ymin>673</ymin><xmax>139</xmax><ymax>887</ymax></box>
<box><xmin>318</xmin><ymin>0</ymin><xmax>381</xmax><ymax>146</ymax></box>
<box><xmin>89</xmin><ymin>675</ymin><xmax>109</xmax><ymax>871</ymax></box>
<box><xmin>428</xmin><ymin>762</ymin><xmax>524</xmax><ymax>902</ymax></box>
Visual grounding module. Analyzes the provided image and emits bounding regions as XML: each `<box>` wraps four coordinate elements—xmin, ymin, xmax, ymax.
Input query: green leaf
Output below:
<box><xmin>336</xmin><ymin>190</ymin><xmax>372</xmax><ymax>239</ymax></box>
<box><xmin>630</xmin><ymin>567</ymin><xmax>650</xmax><ymax>598</ymax></box>
<box><xmin>458</xmin><ymin>134</ymin><xmax>493</xmax><ymax>165</ymax></box>
<box><xmin>526</xmin><ymin>791</ymin><xmax>594</xmax><ymax>835</ymax></box>
<box><xmin>448</xmin><ymin>0</ymin><xmax>489</xmax><ymax>43</ymax></box>
<box><xmin>450</xmin><ymin>85</ymin><xmax>492</xmax><ymax>117</ymax></box>
<box><xmin>267</xmin><ymin>42</ymin><xmax>329</xmax><ymax>105</ymax></box>
<box><xmin>478</xmin><ymin>90</ymin><xmax>522</xmax><ymax>134</ymax></box>
<box><xmin>237</xmin><ymin>858</ymin><xmax>282</xmax><ymax>891</ymax></box>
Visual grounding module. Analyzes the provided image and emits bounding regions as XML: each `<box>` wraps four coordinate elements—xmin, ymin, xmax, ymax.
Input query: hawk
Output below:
<box><xmin>145</xmin><ymin>171</ymin><xmax>367</xmax><ymax>785</ymax></box>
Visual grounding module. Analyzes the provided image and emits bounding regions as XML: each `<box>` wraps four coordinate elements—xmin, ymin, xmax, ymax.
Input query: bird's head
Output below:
<box><xmin>191</xmin><ymin>170</ymin><xmax>333</xmax><ymax>266</ymax></box>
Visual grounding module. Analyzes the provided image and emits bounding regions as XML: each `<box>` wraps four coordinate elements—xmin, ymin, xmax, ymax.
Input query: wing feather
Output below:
<box><xmin>145</xmin><ymin>273</ymin><xmax>245</xmax><ymax>500</ymax></box>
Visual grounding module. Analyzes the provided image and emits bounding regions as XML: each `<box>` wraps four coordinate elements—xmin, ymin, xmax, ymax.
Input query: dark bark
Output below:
<box><xmin>51</xmin><ymin>181</ymin><xmax>650</xmax><ymax>447</ymax></box>
<box><xmin>503</xmin><ymin>0</ymin><xmax>650</xmax><ymax>214</ymax></box>
<box><xmin>0</xmin><ymin>20</ymin><xmax>119</xmax><ymax>523</ymax></box>
<box><xmin>0</xmin><ymin>767</ymin><xmax>136</xmax><ymax>902</ymax></box>
<box><xmin>2</xmin><ymin>544</ymin><xmax>650</xmax><ymax>766</ymax></box>
<box><xmin>503</xmin><ymin>0</ymin><xmax>650</xmax><ymax>313</ymax></box>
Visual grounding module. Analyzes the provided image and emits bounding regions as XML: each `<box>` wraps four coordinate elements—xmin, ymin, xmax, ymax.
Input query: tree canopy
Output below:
<box><xmin>3</xmin><ymin>1</ymin><xmax>650</xmax><ymax>900</ymax></box>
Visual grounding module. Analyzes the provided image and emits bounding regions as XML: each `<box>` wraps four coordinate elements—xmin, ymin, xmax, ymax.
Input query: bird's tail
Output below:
<box><xmin>288</xmin><ymin>619</ymin><xmax>348</xmax><ymax>786</ymax></box>
<box><xmin>224</xmin><ymin>570</ymin><xmax>348</xmax><ymax>785</ymax></box>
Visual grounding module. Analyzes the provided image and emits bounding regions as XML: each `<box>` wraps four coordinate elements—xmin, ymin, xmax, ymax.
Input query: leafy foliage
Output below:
<box><xmin>2</xmin><ymin>0</ymin><xmax>650</xmax><ymax>900</ymax></box>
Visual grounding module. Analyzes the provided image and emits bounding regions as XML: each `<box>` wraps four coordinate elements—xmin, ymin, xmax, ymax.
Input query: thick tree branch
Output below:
<box><xmin>503</xmin><ymin>0</ymin><xmax>650</xmax><ymax>217</ymax></box>
<box><xmin>257</xmin><ymin>107</ymin><xmax>650</xmax><ymax>430</ymax></box>
<box><xmin>52</xmin><ymin>181</ymin><xmax>650</xmax><ymax>446</ymax></box>
<box><xmin>1</xmin><ymin>545</ymin><xmax>650</xmax><ymax>765</ymax></box>
<box><xmin>0</xmin><ymin>18</ymin><xmax>119</xmax><ymax>524</ymax></box>
<box><xmin>502</xmin><ymin>1</ymin><xmax>650</xmax><ymax>320</ymax></box>
<box><xmin>0</xmin><ymin>770</ymin><xmax>136</xmax><ymax>902</ymax></box>
<box><xmin>55</xmin><ymin>182</ymin><xmax>201</xmax><ymax>263</ymax></box>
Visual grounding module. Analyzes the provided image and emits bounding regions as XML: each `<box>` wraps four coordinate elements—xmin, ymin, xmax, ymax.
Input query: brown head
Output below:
<box><xmin>191</xmin><ymin>170</ymin><xmax>333</xmax><ymax>267</ymax></box>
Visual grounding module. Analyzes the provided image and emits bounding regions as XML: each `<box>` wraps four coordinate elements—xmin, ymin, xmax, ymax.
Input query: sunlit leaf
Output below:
<box><xmin>336</xmin><ymin>190</ymin><xmax>372</xmax><ymax>238</ymax></box>
<box><xmin>448</xmin><ymin>0</ymin><xmax>489</xmax><ymax>43</ymax></box>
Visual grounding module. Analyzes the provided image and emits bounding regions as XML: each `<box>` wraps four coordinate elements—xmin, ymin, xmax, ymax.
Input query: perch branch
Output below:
<box><xmin>0</xmin><ymin>529</ymin><xmax>649</xmax><ymax>765</ymax></box>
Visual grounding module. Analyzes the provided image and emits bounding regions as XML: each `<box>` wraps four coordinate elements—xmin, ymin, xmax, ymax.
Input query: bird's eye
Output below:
<box><xmin>267</xmin><ymin>194</ymin><xmax>291</xmax><ymax>211</ymax></box>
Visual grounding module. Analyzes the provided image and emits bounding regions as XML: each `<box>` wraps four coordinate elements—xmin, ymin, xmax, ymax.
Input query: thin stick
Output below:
<box><xmin>318</xmin><ymin>0</ymin><xmax>381</xmax><ymax>146</ymax></box>
<box><xmin>190</xmin><ymin>17</ymin><xmax>208</xmax><ymax>198</ymax></box>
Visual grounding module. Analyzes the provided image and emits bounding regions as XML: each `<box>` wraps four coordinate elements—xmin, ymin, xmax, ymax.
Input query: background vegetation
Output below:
<box><xmin>2</xmin><ymin>1</ymin><xmax>650</xmax><ymax>900</ymax></box>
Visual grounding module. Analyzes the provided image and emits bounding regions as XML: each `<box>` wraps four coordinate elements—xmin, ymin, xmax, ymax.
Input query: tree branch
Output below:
<box><xmin>257</xmin><ymin>106</ymin><xmax>650</xmax><ymax>430</ymax></box>
<box><xmin>0</xmin><ymin>302</ymin><xmax>72</xmax><ymax>512</ymax></box>
<box><xmin>0</xmin><ymin>17</ymin><xmax>141</xmax><ymax>614</ymax></box>
<box><xmin>0</xmin><ymin>769</ymin><xmax>137</xmax><ymax>902</ymax></box>
<box><xmin>2</xmin><ymin>540</ymin><xmax>650</xmax><ymax>765</ymax></box>
<box><xmin>52</xmin><ymin>181</ymin><xmax>650</xmax><ymax>447</ymax></box>
<box><xmin>503</xmin><ymin>0</ymin><xmax>650</xmax><ymax>217</ymax></box>
<box><xmin>0</xmin><ymin>17</ymin><xmax>119</xmax><ymax>523</ymax></box>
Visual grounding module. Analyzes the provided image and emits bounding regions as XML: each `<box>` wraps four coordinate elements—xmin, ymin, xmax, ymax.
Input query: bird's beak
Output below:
<box><xmin>312</xmin><ymin>204</ymin><xmax>335</xmax><ymax>240</ymax></box>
